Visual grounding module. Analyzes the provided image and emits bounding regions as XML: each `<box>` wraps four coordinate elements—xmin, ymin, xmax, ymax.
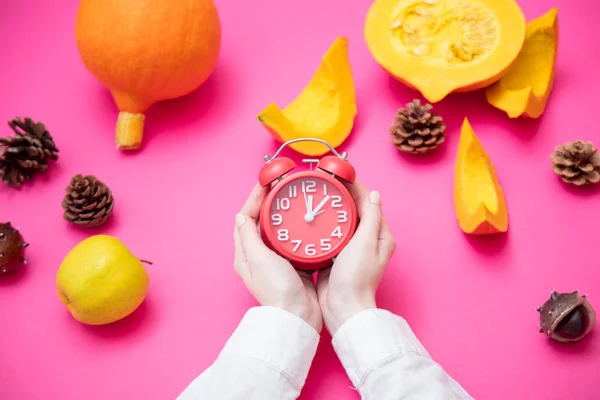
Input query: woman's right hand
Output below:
<box><xmin>234</xmin><ymin>183</ymin><xmax>323</xmax><ymax>333</ymax></box>
<box><xmin>317</xmin><ymin>179</ymin><xmax>396</xmax><ymax>335</ymax></box>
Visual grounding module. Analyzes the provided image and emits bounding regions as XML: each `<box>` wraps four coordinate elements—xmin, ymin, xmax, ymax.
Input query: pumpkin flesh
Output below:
<box><xmin>485</xmin><ymin>7</ymin><xmax>559</xmax><ymax>118</ymax></box>
<box><xmin>454</xmin><ymin>118</ymin><xmax>508</xmax><ymax>234</ymax></box>
<box><xmin>364</xmin><ymin>0</ymin><xmax>527</xmax><ymax>103</ymax></box>
<box><xmin>258</xmin><ymin>37</ymin><xmax>357</xmax><ymax>156</ymax></box>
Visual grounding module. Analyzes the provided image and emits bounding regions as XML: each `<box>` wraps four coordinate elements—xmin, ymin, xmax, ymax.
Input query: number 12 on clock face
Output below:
<box><xmin>268</xmin><ymin>176</ymin><xmax>356</xmax><ymax>260</ymax></box>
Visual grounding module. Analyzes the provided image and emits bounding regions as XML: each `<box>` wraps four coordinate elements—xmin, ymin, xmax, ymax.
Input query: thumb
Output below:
<box><xmin>352</xmin><ymin>191</ymin><xmax>382</xmax><ymax>247</ymax></box>
<box><xmin>235</xmin><ymin>213</ymin><xmax>271</xmax><ymax>261</ymax></box>
<box><xmin>316</xmin><ymin>267</ymin><xmax>332</xmax><ymax>300</ymax></box>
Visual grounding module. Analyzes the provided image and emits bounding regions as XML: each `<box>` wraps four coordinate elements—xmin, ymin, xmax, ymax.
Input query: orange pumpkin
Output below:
<box><xmin>74</xmin><ymin>0</ymin><xmax>221</xmax><ymax>150</ymax></box>
<box><xmin>364</xmin><ymin>0</ymin><xmax>527</xmax><ymax>103</ymax></box>
<box><xmin>454</xmin><ymin>118</ymin><xmax>508</xmax><ymax>235</ymax></box>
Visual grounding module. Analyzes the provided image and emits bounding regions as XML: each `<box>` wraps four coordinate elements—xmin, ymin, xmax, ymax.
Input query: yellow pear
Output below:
<box><xmin>56</xmin><ymin>235</ymin><xmax>149</xmax><ymax>325</ymax></box>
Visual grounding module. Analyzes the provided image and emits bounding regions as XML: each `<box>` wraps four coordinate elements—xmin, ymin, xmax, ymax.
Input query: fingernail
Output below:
<box><xmin>235</xmin><ymin>213</ymin><xmax>246</xmax><ymax>227</ymax></box>
<box><xmin>369</xmin><ymin>190</ymin><xmax>381</xmax><ymax>205</ymax></box>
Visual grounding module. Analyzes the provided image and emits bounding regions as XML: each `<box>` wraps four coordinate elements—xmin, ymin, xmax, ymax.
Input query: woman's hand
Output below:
<box><xmin>317</xmin><ymin>179</ymin><xmax>396</xmax><ymax>335</ymax></box>
<box><xmin>233</xmin><ymin>183</ymin><xmax>323</xmax><ymax>333</ymax></box>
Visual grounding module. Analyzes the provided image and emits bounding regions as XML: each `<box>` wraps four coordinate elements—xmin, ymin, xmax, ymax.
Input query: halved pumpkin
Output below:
<box><xmin>454</xmin><ymin>118</ymin><xmax>508</xmax><ymax>234</ymax></box>
<box><xmin>258</xmin><ymin>36</ymin><xmax>357</xmax><ymax>156</ymax></box>
<box><xmin>485</xmin><ymin>7</ymin><xmax>559</xmax><ymax>118</ymax></box>
<box><xmin>364</xmin><ymin>0</ymin><xmax>527</xmax><ymax>103</ymax></box>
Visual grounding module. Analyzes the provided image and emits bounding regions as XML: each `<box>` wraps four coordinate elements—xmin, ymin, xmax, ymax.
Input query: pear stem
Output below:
<box><xmin>140</xmin><ymin>259</ymin><xmax>153</xmax><ymax>265</ymax></box>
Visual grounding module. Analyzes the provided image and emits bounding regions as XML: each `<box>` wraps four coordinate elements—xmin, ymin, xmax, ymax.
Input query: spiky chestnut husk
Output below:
<box><xmin>0</xmin><ymin>222</ymin><xmax>29</xmax><ymax>275</ymax></box>
<box><xmin>537</xmin><ymin>290</ymin><xmax>596</xmax><ymax>343</ymax></box>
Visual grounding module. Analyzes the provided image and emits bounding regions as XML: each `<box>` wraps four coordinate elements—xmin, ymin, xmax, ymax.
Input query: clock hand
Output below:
<box><xmin>303</xmin><ymin>187</ymin><xmax>311</xmax><ymax>216</ymax></box>
<box><xmin>303</xmin><ymin>184</ymin><xmax>315</xmax><ymax>222</ymax></box>
<box><xmin>311</xmin><ymin>195</ymin><xmax>330</xmax><ymax>216</ymax></box>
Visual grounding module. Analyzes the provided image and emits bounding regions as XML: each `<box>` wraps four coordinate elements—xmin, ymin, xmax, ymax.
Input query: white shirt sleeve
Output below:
<box><xmin>177</xmin><ymin>306</ymin><xmax>320</xmax><ymax>400</ymax></box>
<box><xmin>332</xmin><ymin>308</ymin><xmax>474</xmax><ymax>400</ymax></box>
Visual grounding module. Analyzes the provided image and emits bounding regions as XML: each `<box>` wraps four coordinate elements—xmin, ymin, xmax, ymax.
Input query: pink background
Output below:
<box><xmin>1</xmin><ymin>0</ymin><xmax>599</xmax><ymax>398</ymax></box>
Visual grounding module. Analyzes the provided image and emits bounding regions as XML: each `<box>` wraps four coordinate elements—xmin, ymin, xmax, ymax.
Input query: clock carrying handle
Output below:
<box><xmin>258</xmin><ymin>137</ymin><xmax>356</xmax><ymax>187</ymax></box>
<box><xmin>265</xmin><ymin>138</ymin><xmax>348</xmax><ymax>163</ymax></box>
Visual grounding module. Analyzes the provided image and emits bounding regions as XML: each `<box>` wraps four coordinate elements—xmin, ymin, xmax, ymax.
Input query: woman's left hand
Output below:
<box><xmin>233</xmin><ymin>183</ymin><xmax>323</xmax><ymax>333</ymax></box>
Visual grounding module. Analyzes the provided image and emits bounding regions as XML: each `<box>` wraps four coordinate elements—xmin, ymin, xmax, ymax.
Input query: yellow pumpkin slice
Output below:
<box><xmin>485</xmin><ymin>7</ymin><xmax>559</xmax><ymax>118</ymax></box>
<box><xmin>454</xmin><ymin>118</ymin><xmax>508</xmax><ymax>234</ymax></box>
<box><xmin>258</xmin><ymin>36</ymin><xmax>357</xmax><ymax>156</ymax></box>
<box><xmin>364</xmin><ymin>0</ymin><xmax>527</xmax><ymax>103</ymax></box>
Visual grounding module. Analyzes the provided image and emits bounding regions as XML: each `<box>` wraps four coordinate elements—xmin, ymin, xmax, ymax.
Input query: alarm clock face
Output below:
<box><xmin>261</xmin><ymin>171</ymin><xmax>357</xmax><ymax>266</ymax></box>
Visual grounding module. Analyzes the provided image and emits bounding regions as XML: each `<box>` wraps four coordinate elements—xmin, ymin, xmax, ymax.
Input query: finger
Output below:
<box><xmin>233</xmin><ymin>224</ymin><xmax>251</xmax><ymax>281</ymax></box>
<box><xmin>241</xmin><ymin>183</ymin><xmax>268</xmax><ymax>220</ymax></box>
<box><xmin>233</xmin><ymin>223</ymin><xmax>247</xmax><ymax>263</ymax></box>
<box><xmin>377</xmin><ymin>217</ymin><xmax>396</xmax><ymax>264</ymax></box>
<box><xmin>297</xmin><ymin>270</ymin><xmax>315</xmax><ymax>280</ymax></box>
<box><xmin>316</xmin><ymin>267</ymin><xmax>332</xmax><ymax>299</ymax></box>
<box><xmin>235</xmin><ymin>213</ymin><xmax>272</xmax><ymax>262</ymax></box>
<box><xmin>346</xmin><ymin>178</ymin><xmax>371</xmax><ymax>217</ymax></box>
<box><xmin>298</xmin><ymin>270</ymin><xmax>316</xmax><ymax>290</ymax></box>
<box><xmin>352</xmin><ymin>190</ymin><xmax>383</xmax><ymax>248</ymax></box>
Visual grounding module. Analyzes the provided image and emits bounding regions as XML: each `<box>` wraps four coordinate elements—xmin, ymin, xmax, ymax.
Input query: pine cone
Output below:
<box><xmin>551</xmin><ymin>140</ymin><xmax>600</xmax><ymax>186</ymax></box>
<box><xmin>62</xmin><ymin>175</ymin><xmax>115</xmax><ymax>227</ymax></box>
<box><xmin>0</xmin><ymin>117</ymin><xmax>59</xmax><ymax>188</ymax></box>
<box><xmin>390</xmin><ymin>99</ymin><xmax>446</xmax><ymax>154</ymax></box>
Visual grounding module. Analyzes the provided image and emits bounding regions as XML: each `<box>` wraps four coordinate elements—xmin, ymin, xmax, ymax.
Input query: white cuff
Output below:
<box><xmin>220</xmin><ymin>306</ymin><xmax>320</xmax><ymax>388</ymax></box>
<box><xmin>332</xmin><ymin>308</ymin><xmax>429</xmax><ymax>386</ymax></box>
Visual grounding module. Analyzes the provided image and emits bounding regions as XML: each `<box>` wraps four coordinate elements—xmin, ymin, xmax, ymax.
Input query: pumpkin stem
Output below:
<box><xmin>116</xmin><ymin>112</ymin><xmax>145</xmax><ymax>150</ymax></box>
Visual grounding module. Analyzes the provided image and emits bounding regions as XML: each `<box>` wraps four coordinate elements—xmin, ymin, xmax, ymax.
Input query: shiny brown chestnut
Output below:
<box><xmin>537</xmin><ymin>290</ymin><xmax>596</xmax><ymax>343</ymax></box>
<box><xmin>0</xmin><ymin>222</ymin><xmax>29</xmax><ymax>275</ymax></box>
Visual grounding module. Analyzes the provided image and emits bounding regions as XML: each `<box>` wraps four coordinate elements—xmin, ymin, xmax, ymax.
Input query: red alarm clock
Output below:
<box><xmin>258</xmin><ymin>138</ymin><xmax>358</xmax><ymax>271</ymax></box>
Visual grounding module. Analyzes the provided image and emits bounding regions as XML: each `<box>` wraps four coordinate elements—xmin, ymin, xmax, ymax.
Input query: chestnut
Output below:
<box><xmin>0</xmin><ymin>222</ymin><xmax>29</xmax><ymax>275</ymax></box>
<box><xmin>537</xmin><ymin>290</ymin><xmax>596</xmax><ymax>343</ymax></box>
